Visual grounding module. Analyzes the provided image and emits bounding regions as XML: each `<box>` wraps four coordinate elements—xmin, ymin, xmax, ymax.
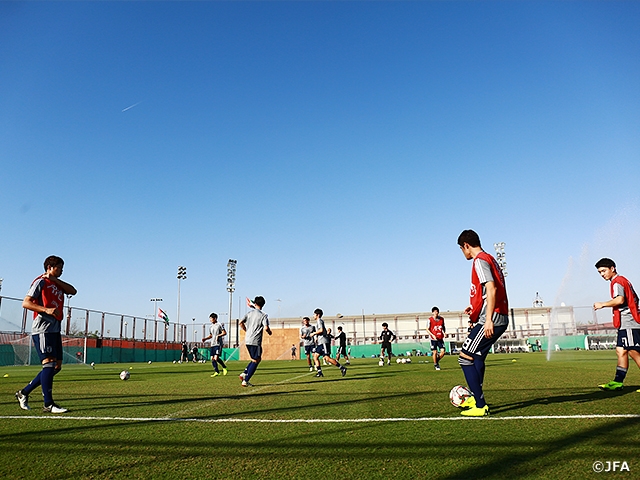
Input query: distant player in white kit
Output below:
<box><xmin>300</xmin><ymin>316</ymin><xmax>316</xmax><ymax>371</ymax></box>
<box><xmin>202</xmin><ymin>312</ymin><xmax>228</xmax><ymax>377</ymax></box>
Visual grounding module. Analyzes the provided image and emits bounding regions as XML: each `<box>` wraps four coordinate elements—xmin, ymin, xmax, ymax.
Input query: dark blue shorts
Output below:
<box><xmin>380</xmin><ymin>342</ymin><xmax>392</xmax><ymax>356</ymax></box>
<box><xmin>461</xmin><ymin>323</ymin><xmax>508</xmax><ymax>359</ymax></box>
<box><xmin>313</xmin><ymin>344</ymin><xmax>330</xmax><ymax>357</ymax></box>
<box><xmin>617</xmin><ymin>329</ymin><xmax>640</xmax><ymax>351</ymax></box>
<box><xmin>32</xmin><ymin>332</ymin><xmax>63</xmax><ymax>362</ymax></box>
<box><xmin>246</xmin><ymin>344</ymin><xmax>263</xmax><ymax>360</ymax></box>
<box><xmin>304</xmin><ymin>345</ymin><xmax>314</xmax><ymax>357</ymax></box>
<box><xmin>431</xmin><ymin>339</ymin><xmax>445</xmax><ymax>351</ymax></box>
<box><xmin>210</xmin><ymin>345</ymin><xmax>222</xmax><ymax>357</ymax></box>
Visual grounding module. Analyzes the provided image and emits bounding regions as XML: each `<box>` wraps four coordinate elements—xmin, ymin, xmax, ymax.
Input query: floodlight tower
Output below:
<box><xmin>493</xmin><ymin>242</ymin><xmax>507</xmax><ymax>276</ymax></box>
<box><xmin>227</xmin><ymin>259</ymin><xmax>237</xmax><ymax>346</ymax></box>
<box><xmin>177</xmin><ymin>266</ymin><xmax>187</xmax><ymax>341</ymax></box>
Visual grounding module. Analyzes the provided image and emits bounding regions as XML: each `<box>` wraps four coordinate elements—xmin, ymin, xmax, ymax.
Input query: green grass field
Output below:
<box><xmin>1</xmin><ymin>351</ymin><xmax>639</xmax><ymax>479</ymax></box>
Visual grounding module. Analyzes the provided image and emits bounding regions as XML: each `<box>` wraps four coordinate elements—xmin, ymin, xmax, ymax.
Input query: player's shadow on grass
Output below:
<box><xmin>492</xmin><ymin>387</ymin><xmax>638</xmax><ymax>414</ymax></box>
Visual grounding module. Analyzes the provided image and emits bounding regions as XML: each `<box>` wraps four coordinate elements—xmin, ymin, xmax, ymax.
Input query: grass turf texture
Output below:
<box><xmin>1</xmin><ymin>351</ymin><xmax>639</xmax><ymax>479</ymax></box>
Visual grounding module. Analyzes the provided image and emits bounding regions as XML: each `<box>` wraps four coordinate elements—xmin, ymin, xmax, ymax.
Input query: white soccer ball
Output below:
<box><xmin>378</xmin><ymin>359</ymin><xmax>384</xmax><ymax>366</ymax></box>
<box><xmin>148</xmin><ymin>361</ymin><xmax>152</xmax><ymax>364</ymax></box>
<box><xmin>120</xmin><ymin>370</ymin><xmax>130</xmax><ymax>381</ymax></box>
<box><xmin>173</xmin><ymin>360</ymin><xmax>177</xmax><ymax>364</ymax></box>
<box><xmin>396</xmin><ymin>358</ymin><xmax>402</xmax><ymax>364</ymax></box>
<box><xmin>401</xmin><ymin>358</ymin><xmax>407</xmax><ymax>364</ymax></box>
<box><xmin>178</xmin><ymin>360</ymin><xmax>182</xmax><ymax>364</ymax></box>
<box><xmin>90</xmin><ymin>362</ymin><xmax>95</xmax><ymax>368</ymax></box>
<box><xmin>449</xmin><ymin>385</ymin><xmax>472</xmax><ymax>408</ymax></box>
<box><xmin>406</xmin><ymin>358</ymin><xmax>412</xmax><ymax>364</ymax></box>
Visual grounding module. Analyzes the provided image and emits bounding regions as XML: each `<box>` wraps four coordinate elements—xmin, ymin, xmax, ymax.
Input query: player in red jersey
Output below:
<box><xmin>428</xmin><ymin>307</ymin><xmax>446</xmax><ymax>371</ymax></box>
<box><xmin>457</xmin><ymin>230</ymin><xmax>509</xmax><ymax>417</ymax></box>
<box><xmin>15</xmin><ymin>256</ymin><xmax>77</xmax><ymax>413</ymax></box>
<box><xmin>593</xmin><ymin>258</ymin><xmax>640</xmax><ymax>392</ymax></box>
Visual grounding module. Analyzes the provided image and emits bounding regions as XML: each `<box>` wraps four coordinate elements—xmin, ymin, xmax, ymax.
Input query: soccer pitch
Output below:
<box><xmin>1</xmin><ymin>351</ymin><xmax>639</xmax><ymax>479</ymax></box>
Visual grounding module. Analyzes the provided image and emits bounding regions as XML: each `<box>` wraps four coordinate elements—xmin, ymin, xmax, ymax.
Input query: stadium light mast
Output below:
<box><xmin>177</xmin><ymin>266</ymin><xmax>187</xmax><ymax>342</ymax></box>
<box><xmin>493</xmin><ymin>242</ymin><xmax>507</xmax><ymax>277</ymax></box>
<box><xmin>227</xmin><ymin>259</ymin><xmax>237</xmax><ymax>345</ymax></box>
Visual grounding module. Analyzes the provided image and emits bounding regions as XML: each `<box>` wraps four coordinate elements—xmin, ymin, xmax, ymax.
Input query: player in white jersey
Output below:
<box><xmin>202</xmin><ymin>313</ymin><xmax>228</xmax><ymax>377</ymax></box>
<box><xmin>239</xmin><ymin>296</ymin><xmax>272</xmax><ymax>387</ymax></box>
<box><xmin>310</xmin><ymin>309</ymin><xmax>347</xmax><ymax>378</ymax></box>
<box><xmin>300</xmin><ymin>317</ymin><xmax>316</xmax><ymax>371</ymax></box>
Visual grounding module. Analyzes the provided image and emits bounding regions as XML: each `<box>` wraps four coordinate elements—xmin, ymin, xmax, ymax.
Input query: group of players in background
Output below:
<box><xmin>14</xmin><ymin>228</ymin><xmax>640</xmax><ymax>415</ymax></box>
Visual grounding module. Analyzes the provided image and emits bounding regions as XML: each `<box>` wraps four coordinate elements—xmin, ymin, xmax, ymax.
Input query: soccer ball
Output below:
<box><xmin>378</xmin><ymin>359</ymin><xmax>384</xmax><ymax>366</ymax></box>
<box><xmin>401</xmin><ymin>358</ymin><xmax>407</xmax><ymax>364</ymax></box>
<box><xmin>449</xmin><ymin>385</ymin><xmax>472</xmax><ymax>408</ymax></box>
<box><xmin>396</xmin><ymin>358</ymin><xmax>402</xmax><ymax>364</ymax></box>
<box><xmin>90</xmin><ymin>362</ymin><xmax>95</xmax><ymax>368</ymax></box>
<box><xmin>406</xmin><ymin>358</ymin><xmax>411</xmax><ymax>364</ymax></box>
<box><xmin>120</xmin><ymin>370</ymin><xmax>130</xmax><ymax>381</ymax></box>
<box><xmin>148</xmin><ymin>361</ymin><xmax>152</xmax><ymax>364</ymax></box>
<box><xmin>173</xmin><ymin>360</ymin><xmax>177</xmax><ymax>364</ymax></box>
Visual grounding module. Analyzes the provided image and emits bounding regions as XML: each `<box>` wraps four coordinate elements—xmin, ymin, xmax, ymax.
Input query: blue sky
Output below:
<box><xmin>1</xmin><ymin>1</ymin><xmax>639</xmax><ymax>325</ymax></box>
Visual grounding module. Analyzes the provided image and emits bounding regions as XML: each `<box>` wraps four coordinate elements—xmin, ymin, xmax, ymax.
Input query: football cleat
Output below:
<box><xmin>15</xmin><ymin>390</ymin><xmax>30</xmax><ymax>411</ymax></box>
<box><xmin>309</xmin><ymin>366</ymin><xmax>314</xmax><ymax>372</ymax></box>
<box><xmin>211</xmin><ymin>372</ymin><xmax>219</xmax><ymax>377</ymax></box>
<box><xmin>315</xmin><ymin>371</ymin><xmax>324</xmax><ymax>377</ymax></box>
<box><xmin>239</xmin><ymin>372</ymin><xmax>246</xmax><ymax>380</ymax></box>
<box><xmin>460</xmin><ymin>405</ymin><xmax>489</xmax><ymax>417</ymax></box>
<box><xmin>241</xmin><ymin>380</ymin><xmax>253</xmax><ymax>387</ymax></box>
<box><xmin>435</xmin><ymin>364</ymin><xmax>441</xmax><ymax>371</ymax></box>
<box><xmin>460</xmin><ymin>396</ymin><xmax>476</xmax><ymax>409</ymax></box>
<box><xmin>222</xmin><ymin>368</ymin><xmax>228</xmax><ymax>376</ymax></box>
<box><xmin>340</xmin><ymin>367</ymin><xmax>347</xmax><ymax>377</ymax></box>
<box><xmin>43</xmin><ymin>403</ymin><xmax>68</xmax><ymax>414</ymax></box>
<box><xmin>598</xmin><ymin>381</ymin><xmax>623</xmax><ymax>391</ymax></box>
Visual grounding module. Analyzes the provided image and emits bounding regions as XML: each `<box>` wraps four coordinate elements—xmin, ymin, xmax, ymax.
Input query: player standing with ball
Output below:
<box><xmin>457</xmin><ymin>230</ymin><xmax>509</xmax><ymax>417</ymax></box>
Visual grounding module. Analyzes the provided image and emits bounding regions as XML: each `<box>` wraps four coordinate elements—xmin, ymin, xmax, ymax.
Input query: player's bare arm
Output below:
<box><xmin>22</xmin><ymin>296</ymin><xmax>58</xmax><ymax>317</ymax></box>
<box><xmin>42</xmin><ymin>272</ymin><xmax>77</xmax><ymax>296</ymax></box>
<box><xmin>484</xmin><ymin>281</ymin><xmax>497</xmax><ymax>338</ymax></box>
<box><xmin>266</xmin><ymin>326</ymin><xmax>272</xmax><ymax>336</ymax></box>
<box><xmin>240</xmin><ymin>321</ymin><xmax>246</xmax><ymax>332</ymax></box>
<box><xmin>594</xmin><ymin>296</ymin><xmax>625</xmax><ymax>310</ymax></box>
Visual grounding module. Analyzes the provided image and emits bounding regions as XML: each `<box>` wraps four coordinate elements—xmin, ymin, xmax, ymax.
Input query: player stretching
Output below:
<box><xmin>335</xmin><ymin>326</ymin><xmax>350</xmax><ymax>365</ymax></box>
<box><xmin>457</xmin><ymin>230</ymin><xmax>509</xmax><ymax>417</ymax></box>
<box><xmin>239</xmin><ymin>296</ymin><xmax>272</xmax><ymax>387</ymax></box>
<box><xmin>593</xmin><ymin>258</ymin><xmax>640</xmax><ymax>392</ymax></box>
<box><xmin>202</xmin><ymin>313</ymin><xmax>228</xmax><ymax>377</ymax></box>
<box><xmin>311</xmin><ymin>309</ymin><xmax>347</xmax><ymax>377</ymax></box>
<box><xmin>300</xmin><ymin>317</ymin><xmax>316</xmax><ymax>371</ymax></box>
<box><xmin>428</xmin><ymin>307</ymin><xmax>446</xmax><ymax>371</ymax></box>
<box><xmin>379</xmin><ymin>323</ymin><xmax>396</xmax><ymax>365</ymax></box>
<box><xmin>16</xmin><ymin>256</ymin><xmax>77</xmax><ymax>413</ymax></box>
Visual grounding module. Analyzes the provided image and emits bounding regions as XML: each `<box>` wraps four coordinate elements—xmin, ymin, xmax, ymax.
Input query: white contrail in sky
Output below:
<box><xmin>121</xmin><ymin>101</ymin><xmax>141</xmax><ymax>112</ymax></box>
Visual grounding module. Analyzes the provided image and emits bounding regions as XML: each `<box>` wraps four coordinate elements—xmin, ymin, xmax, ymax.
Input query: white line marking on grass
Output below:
<box><xmin>2</xmin><ymin>414</ymin><xmax>639</xmax><ymax>423</ymax></box>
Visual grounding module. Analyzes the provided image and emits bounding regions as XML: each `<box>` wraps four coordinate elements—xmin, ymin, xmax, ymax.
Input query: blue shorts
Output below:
<box><xmin>210</xmin><ymin>345</ymin><xmax>222</xmax><ymax>357</ymax></box>
<box><xmin>32</xmin><ymin>332</ymin><xmax>63</xmax><ymax>362</ymax></box>
<box><xmin>380</xmin><ymin>342</ymin><xmax>392</xmax><ymax>356</ymax></box>
<box><xmin>617</xmin><ymin>329</ymin><xmax>640</xmax><ymax>351</ymax></box>
<box><xmin>313</xmin><ymin>344</ymin><xmax>330</xmax><ymax>357</ymax></box>
<box><xmin>304</xmin><ymin>345</ymin><xmax>314</xmax><ymax>358</ymax></box>
<box><xmin>431</xmin><ymin>339</ymin><xmax>445</xmax><ymax>351</ymax></box>
<box><xmin>461</xmin><ymin>323</ymin><xmax>508</xmax><ymax>359</ymax></box>
<box><xmin>246</xmin><ymin>344</ymin><xmax>262</xmax><ymax>360</ymax></box>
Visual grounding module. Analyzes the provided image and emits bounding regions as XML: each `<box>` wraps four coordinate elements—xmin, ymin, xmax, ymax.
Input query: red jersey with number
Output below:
<box><xmin>469</xmin><ymin>251</ymin><xmax>508</xmax><ymax>323</ymax></box>
<box><xmin>428</xmin><ymin>316</ymin><xmax>445</xmax><ymax>340</ymax></box>
<box><xmin>610</xmin><ymin>275</ymin><xmax>640</xmax><ymax>329</ymax></box>
<box><xmin>30</xmin><ymin>276</ymin><xmax>65</xmax><ymax>321</ymax></box>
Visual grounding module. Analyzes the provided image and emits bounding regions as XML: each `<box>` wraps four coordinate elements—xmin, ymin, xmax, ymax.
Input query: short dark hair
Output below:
<box><xmin>381</xmin><ymin>322</ymin><xmax>388</xmax><ymax>327</ymax></box>
<box><xmin>44</xmin><ymin>255</ymin><xmax>64</xmax><ymax>271</ymax></box>
<box><xmin>431</xmin><ymin>306</ymin><xmax>439</xmax><ymax>313</ymax></box>
<box><xmin>253</xmin><ymin>296</ymin><xmax>266</xmax><ymax>308</ymax></box>
<box><xmin>303</xmin><ymin>316</ymin><xmax>310</xmax><ymax>322</ymax></box>
<box><xmin>457</xmin><ymin>230</ymin><xmax>481</xmax><ymax>248</ymax></box>
<box><xmin>314</xmin><ymin>308</ymin><xmax>323</xmax><ymax>317</ymax></box>
<box><xmin>595</xmin><ymin>258</ymin><xmax>616</xmax><ymax>269</ymax></box>
<box><xmin>337</xmin><ymin>326</ymin><xmax>343</xmax><ymax>331</ymax></box>
<box><xmin>209</xmin><ymin>313</ymin><xmax>218</xmax><ymax>320</ymax></box>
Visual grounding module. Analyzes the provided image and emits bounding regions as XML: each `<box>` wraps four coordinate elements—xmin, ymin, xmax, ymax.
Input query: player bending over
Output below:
<box><xmin>593</xmin><ymin>258</ymin><xmax>640</xmax><ymax>392</ymax></box>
